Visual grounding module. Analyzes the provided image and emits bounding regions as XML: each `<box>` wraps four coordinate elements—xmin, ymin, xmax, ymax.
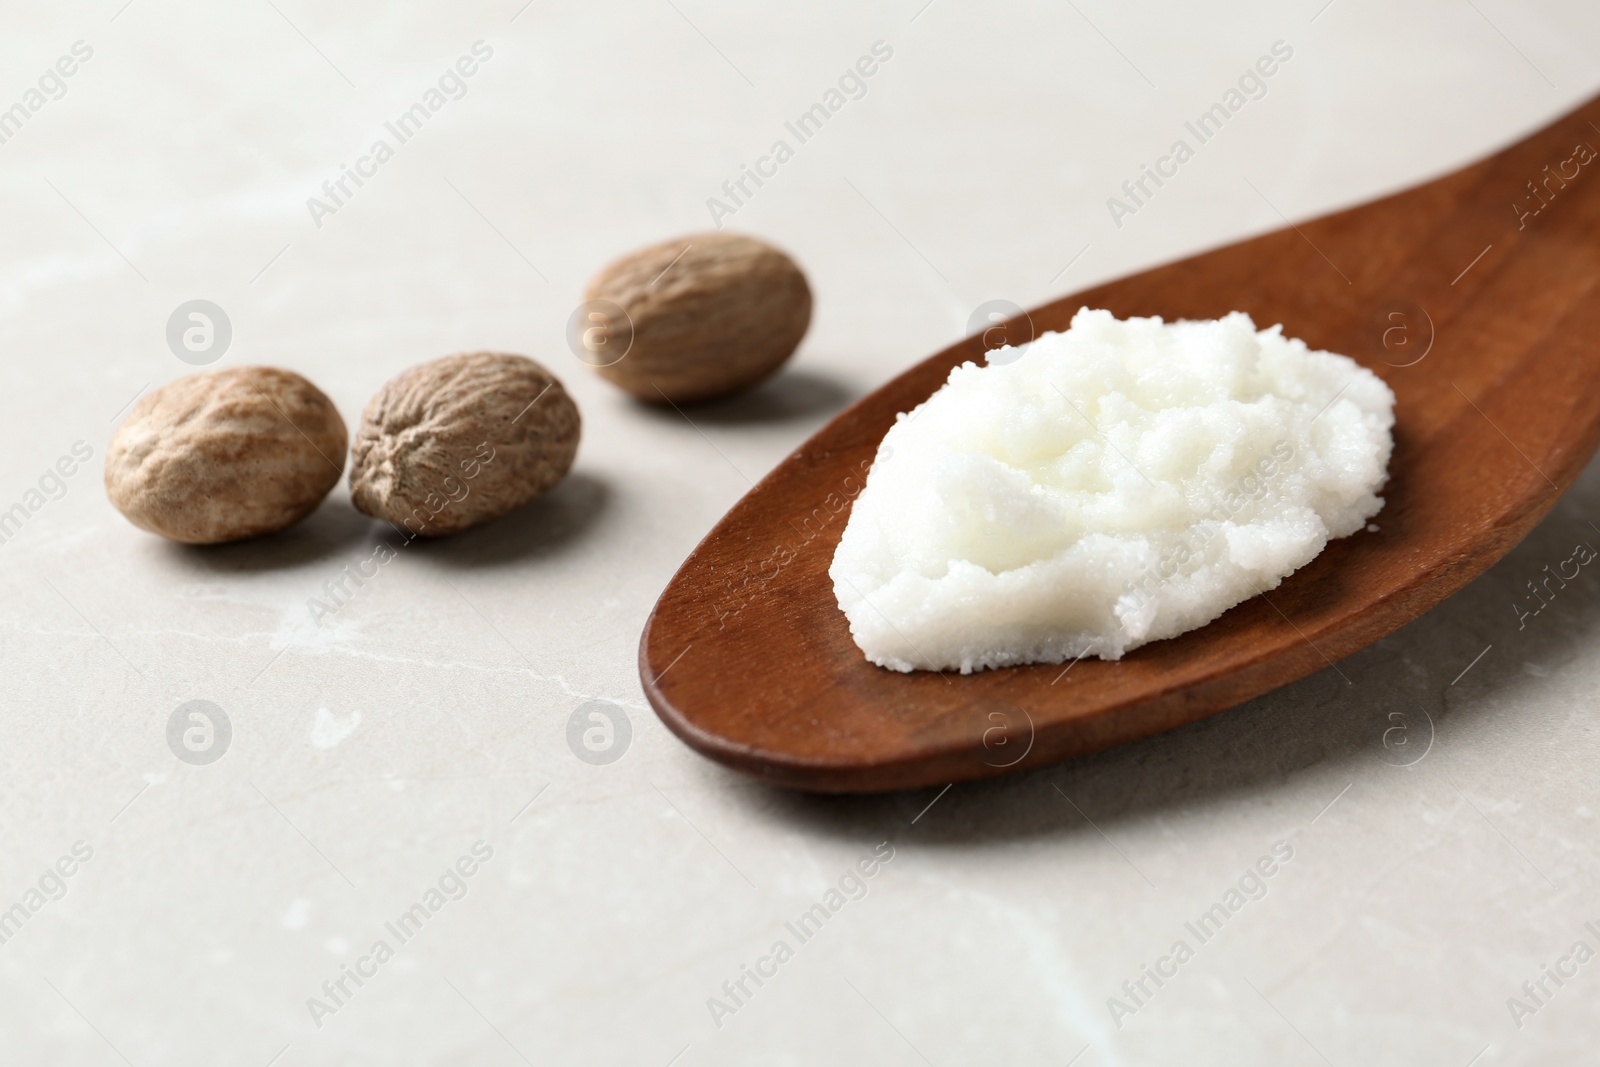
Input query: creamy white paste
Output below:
<box><xmin>830</xmin><ymin>308</ymin><xmax>1395</xmax><ymax>673</ymax></box>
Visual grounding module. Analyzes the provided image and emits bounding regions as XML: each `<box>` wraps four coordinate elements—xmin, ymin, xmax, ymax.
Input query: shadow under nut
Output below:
<box><xmin>585</xmin><ymin>232</ymin><xmax>812</xmax><ymax>403</ymax></box>
<box><xmin>348</xmin><ymin>352</ymin><xmax>581</xmax><ymax>537</ymax></box>
<box><xmin>104</xmin><ymin>366</ymin><xmax>348</xmax><ymax>544</ymax></box>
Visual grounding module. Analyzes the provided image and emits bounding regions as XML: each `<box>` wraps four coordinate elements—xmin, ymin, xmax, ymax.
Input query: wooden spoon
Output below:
<box><xmin>640</xmin><ymin>95</ymin><xmax>1600</xmax><ymax>793</ymax></box>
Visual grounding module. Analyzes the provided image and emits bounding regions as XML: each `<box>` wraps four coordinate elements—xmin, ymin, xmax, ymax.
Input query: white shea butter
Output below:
<box><xmin>830</xmin><ymin>308</ymin><xmax>1395</xmax><ymax>673</ymax></box>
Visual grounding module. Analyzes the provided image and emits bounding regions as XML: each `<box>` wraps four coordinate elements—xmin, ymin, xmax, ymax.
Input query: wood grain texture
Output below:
<box><xmin>641</xmin><ymin>96</ymin><xmax>1600</xmax><ymax>793</ymax></box>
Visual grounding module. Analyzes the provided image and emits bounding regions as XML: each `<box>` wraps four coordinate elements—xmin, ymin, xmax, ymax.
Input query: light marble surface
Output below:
<box><xmin>2</xmin><ymin>1</ymin><xmax>1598</xmax><ymax>1063</ymax></box>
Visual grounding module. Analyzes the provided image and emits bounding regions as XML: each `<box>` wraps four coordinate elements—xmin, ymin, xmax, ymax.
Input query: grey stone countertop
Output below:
<box><xmin>1</xmin><ymin>1</ymin><xmax>1598</xmax><ymax>1064</ymax></box>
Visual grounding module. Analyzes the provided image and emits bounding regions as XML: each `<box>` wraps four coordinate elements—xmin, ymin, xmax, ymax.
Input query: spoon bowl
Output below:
<box><xmin>641</xmin><ymin>96</ymin><xmax>1600</xmax><ymax>793</ymax></box>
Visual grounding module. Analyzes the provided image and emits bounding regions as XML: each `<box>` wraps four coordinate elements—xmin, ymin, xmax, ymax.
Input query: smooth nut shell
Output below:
<box><xmin>583</xmin><ymin>231</ymin><xmax>811</xmax><ymax>403</ymax></box>
<box><xmin>105</xmin><ymin>367</ymin><xmax>347</xmax><ymax>544</ymax></box>
<box><xmin>348</xmin><ymin>352</ymin><xmax>580</xmax><ymax>537</ymax></box>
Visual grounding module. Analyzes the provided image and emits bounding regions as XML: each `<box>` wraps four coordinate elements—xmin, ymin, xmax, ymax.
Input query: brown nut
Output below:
<box><xmin>105</xmin><ymin>367</ymin><xmax>347</xmax><ymax>544</ymax></box>
<box><xmin>348</xmin><ymin>352</ymin><xmax>580</xmax><ymax>537</ymax></box>
<box><xmin>581</xmin><ymin>231</ymin><xmax>811</xmax><ymax>403</ymax></box>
